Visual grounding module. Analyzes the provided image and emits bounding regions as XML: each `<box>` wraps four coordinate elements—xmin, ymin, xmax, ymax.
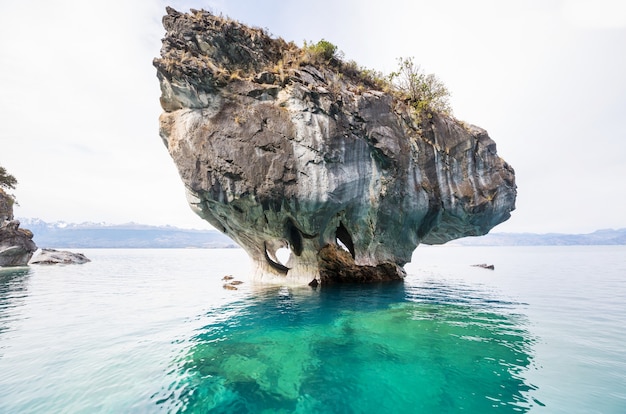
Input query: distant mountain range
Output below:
<box><xmin>16</xmin><ymin>219</ymin><xmax>626</xmax><ymax>248</ymax></box>
<box><xmin>18</xmin><ymin>218</ymin><xmax>237</xmax><ymax>249</ymax></box>
<box><xmin>450</xmin><ymin>228</ymin><xmax>626</xmax><ymax>246</ymax></box>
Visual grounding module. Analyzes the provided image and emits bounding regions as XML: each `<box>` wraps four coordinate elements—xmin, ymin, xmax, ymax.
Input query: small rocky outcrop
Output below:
<box><xmin>222</xmin><ymin>274</ymin><xmax>244</xmax><ymax>290</ymax></box>
<box><xmin>0</xmin><ymin>225</ymin><xmax>37</xmax><ymax>266</ymax></box>
<box><xmin>0</xmin><ymin>189</ymin><xmax>37</xmax><ymax>267</ymax></box>
<box><xmin>154</xmin><ymin>8</ymin><xmax>516</xmax><ymax>284</ymax></box>
<box><xmin>30</xmin><ymin>248</ymin><xmax>91</xmax><ymax>265</ymax></box>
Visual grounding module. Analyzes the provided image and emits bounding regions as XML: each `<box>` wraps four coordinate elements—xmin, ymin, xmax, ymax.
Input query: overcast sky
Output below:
<box><xmin>1</xmin><ymin>0</ymin><xmax>625</xmax><ymax>234</ymax></box>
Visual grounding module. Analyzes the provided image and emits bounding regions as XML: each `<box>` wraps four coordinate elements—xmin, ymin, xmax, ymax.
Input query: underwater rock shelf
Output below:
<box><xmin>154</xmin><ymin>7</ymin><xmax>516</xmax><ymax>284</ymax></box>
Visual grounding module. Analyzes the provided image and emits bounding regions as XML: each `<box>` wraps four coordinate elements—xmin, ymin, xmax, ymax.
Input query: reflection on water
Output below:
<box><xmin>0</xmin><ymin>267</ymin><xmax>31</xmax><ymax>342</ymax></box>
<box><xmin>156</xmin><ymin>280</ymin><xmax>539</xmax><ymax>413</ymax></box>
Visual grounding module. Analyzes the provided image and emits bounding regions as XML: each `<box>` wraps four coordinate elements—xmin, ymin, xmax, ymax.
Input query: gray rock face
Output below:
<box><xmin>0</xmin><ymin>190</ymin><xmax>37</xmax><ymax>267</ymax></box>
<box><xmin>30</xmin><ymin>248</ymin><xmax>91</xmax><ymax>265</ymax></box>
<box><xmin>0</xmin><ymin>189</ymin><xmax>14</xmax><ymax>222</ymax></box>
<box><xmin>154</xmin><ymin>8</ymin><xmax>516</xmax><ymax>284</ymax></box>
<box><xmin>0</xmin><ymin>220</ymin><xmax>37</xmax><ymax>267</ymax></box>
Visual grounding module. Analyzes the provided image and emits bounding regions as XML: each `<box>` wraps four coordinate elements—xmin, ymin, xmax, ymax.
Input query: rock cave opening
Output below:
<box><xmin>264</xmin><ymin>240</ymin><xmax>290</xmax><ymax>274</ymax></box>
<box><xmin>335</xmin><ymin>222</ymin><xmax>355</xmax><ymax>259</ymax></box>
<box><xmin>285</xmin><ymin>218</ymin><xmax>303</xmax><ymax>256</ymax></box>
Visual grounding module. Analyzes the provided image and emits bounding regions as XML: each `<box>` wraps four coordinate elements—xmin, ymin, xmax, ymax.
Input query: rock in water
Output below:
<box><xmin>153</xmin><ymin>8</ymin><xmax>516</xmax><ymax>284</ymax></box>
<box><xmin>472</xmin><ymin>263</ymin><xmax>495</xmax><ymax>270</ymax></box>
<box><xmin>0</xmin><ymin>190</ymin><xmax>37</xmax><ymax>267</ymax></box>
<box><xmin>0</xmin><ymin>220</ymin><xmax>37</xmax><ymax>266</ymax></box>
<box><xmin>30</xmin><ymin>249</ymin><xmax>91</xmax><ymax>265</ymax></box>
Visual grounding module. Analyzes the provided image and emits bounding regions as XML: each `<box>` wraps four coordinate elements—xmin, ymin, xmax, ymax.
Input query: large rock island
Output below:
<box><xmin>154</xmin><ymin>8</ymin><xmax>516</xmax><ymax>284</ymax></box>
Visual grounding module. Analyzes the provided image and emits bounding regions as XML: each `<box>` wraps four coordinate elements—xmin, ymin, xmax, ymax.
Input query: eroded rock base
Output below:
<box><xmin>318</xmin><ymin>245</ymin><xmax>405</xmax><ymax>285</ymax></box>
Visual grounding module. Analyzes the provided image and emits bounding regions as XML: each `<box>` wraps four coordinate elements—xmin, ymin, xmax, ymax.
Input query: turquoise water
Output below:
<box><xmin>1</xmin><ymin>246</ymin><xmax>625</xmax><ymax>413</ymax></box>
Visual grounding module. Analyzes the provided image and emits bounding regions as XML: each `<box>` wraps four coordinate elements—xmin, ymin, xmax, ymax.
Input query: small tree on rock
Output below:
<box><xmin>388</xmin><ymin>57</ymin><xmax>452</xmax><ymax>115</ymax></box>
<box><xmin>302</xmin><ymin>39</ymin><xmax>343</xmax><ymax>66</ymax></box>
<box><xmin>0</xmin><ymin>166</ymin><xmax>17</xmax><ymax>191</ymax></box>
<box><xmin>0</xmin><ymin>165</ymin><xmax>18</xmax><ymax>219</ymax></box>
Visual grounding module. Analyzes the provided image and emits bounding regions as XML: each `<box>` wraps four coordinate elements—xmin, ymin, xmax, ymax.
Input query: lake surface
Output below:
<box><xmin>1</xmin><ymin>246</ymin><xmax>625</xmax><ymax>413</ymax></box>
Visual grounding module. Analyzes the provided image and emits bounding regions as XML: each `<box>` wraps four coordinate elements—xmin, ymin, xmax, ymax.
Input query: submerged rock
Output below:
<box><xmin>154</xmin><ymin>8</ymin><xmax>516</xmax><ymax>284</ymax></box>
<box><xmin>30</xmin><ymin>248</ymin><xmax>90</xmax><ymax>265</ymax></box>
<box><xmin>472</xmin><ymin>263</ymin><xmax>495</xmax><ymax>270</ymax></box>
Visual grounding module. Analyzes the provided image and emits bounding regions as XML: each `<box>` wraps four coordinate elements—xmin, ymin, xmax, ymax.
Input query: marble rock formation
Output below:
<box><xmin>30</xmin><ymin>248</ymin><xmax>91</xmax><ymax>265</ymax></box>
<box><xmin>154</xmin><ymin>8</ymin><xmax>516</xmax><ymax>284</ymax></box>
<box><xmin>0</xmin><ymin>189</ymin><xmax>37</xmax><ymax>267</ymax></box>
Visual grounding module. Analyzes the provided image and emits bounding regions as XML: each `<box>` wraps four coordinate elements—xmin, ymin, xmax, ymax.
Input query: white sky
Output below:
<box><xmin>1</xmin><ymin>0</ymin><xmax>625</xmax><ymax>233</ymax></box>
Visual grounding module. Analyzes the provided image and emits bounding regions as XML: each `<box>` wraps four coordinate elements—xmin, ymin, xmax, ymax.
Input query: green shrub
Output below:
<box><xmin>313</xmin><ymin>39</ymin><xmax>338</xmax><ymax>61</ymax></box>
<box><xmin>289</xmin><ymin>39</ymin><xmax>452</xmax><ymax>116</ymax></box>
<box><xmin>303</xmin><ymin>39</ymin><xmax>341</xmax><ymax>64</ymax></box>
<box><xmin>388</xmin><ymin>57</ymin><xmax>452</xmax><ymax>115</ymax></box>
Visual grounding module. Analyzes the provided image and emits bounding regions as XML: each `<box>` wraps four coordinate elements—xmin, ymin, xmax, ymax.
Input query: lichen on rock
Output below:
<box><xmin>153</xmin><ymin>7</ymin><xmax>516</xmax><ymax>284</ymax></box>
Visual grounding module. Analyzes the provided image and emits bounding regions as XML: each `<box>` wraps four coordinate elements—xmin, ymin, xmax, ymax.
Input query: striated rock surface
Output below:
<box><xmin>0</xmin><ymin>233</ymin><xmax>36</xmax><ymax>266</ymax></box>
<box><xmin>30</xmin><ymin>248</ymin><xmax>91</xmax><ymax>265</ymax></box>
<box><xmin>154</xmin><ymin>8</ymin><xmax>516</xmax><ymax>284</ymax></box>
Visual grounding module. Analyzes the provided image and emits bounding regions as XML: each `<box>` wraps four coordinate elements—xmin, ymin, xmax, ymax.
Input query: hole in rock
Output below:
<box><xmin>335</xmin><ymin>222</ymin><xmax>355</xmax><ymax>259</ymax></box>
<box><xmin>264</xmin><ymin>241</ymin><xmax>290</xmax><ymax>274</ymax></box>
<box><xmin>276</xmin><ymin>247</ymin><xmax>292</xmax><ymax>267</ymax></box>
<box><xmin>337</xmin><ymin>238</ymin><xmax>351</xmax><ymax>253</ymax></box>
<box><xmin>285</xmin><ymin>219</ymin><xmax>303</xmax><ymax>256</ymax></box>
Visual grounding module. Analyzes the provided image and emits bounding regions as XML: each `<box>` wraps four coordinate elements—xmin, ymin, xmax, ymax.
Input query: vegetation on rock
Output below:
<box><xmin>296</xmin><ymin>40</ymin><xmax>452</xmax><ymax>116</ymax></box>
<box><xmin>0</xmin><ymin>166</ymin><xmax>17</xmax><ymax>210</ymax></box>
<box><xmin>300</xmin><ymin>40</ymin><xmax>452</xmax><ymax>115</ymax></box>
<box><xmin>302</xmin><ymin>39</ymin><xmax>341</xmax><ymax>64</ymax></box>
<box><xmin>388</xmin><ymin>57</ymin><xmax>452</xmax><ymax>115</ymax></box>
<box><xmin>154</xmin><ymin>8</ymin><xmax>451</xmax><ymax>119</ymax></box>
<box><xmin>0</xmin><ymin>165</ymin><xmax>17</xmax><ymax>191</ymax></box>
